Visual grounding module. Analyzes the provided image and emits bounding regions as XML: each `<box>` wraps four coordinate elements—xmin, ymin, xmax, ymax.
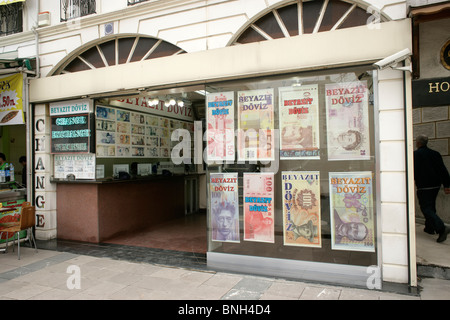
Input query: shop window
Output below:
<box><xmin>205</xmin><ymin>66</ymin><xmax>378</xmax><ymax>268</ymax></box>
<box><xmin>60</xmin><ymin>0</ymin><xmax>96</xmax><ymax>22</ymax></box>
<box><xmin>53</xmin><ymin>36</ymin><xmax>186</xmax><ymax>75</ymax></box>
<box><xmin>0</xmin><ymin>2</ymin><xmax>23</xmax><ymax>37</ymax></box>
<box><xmin>234</xmin><ymin>0</ymin><xmax>382</xmax><ymax>44</ymax></box>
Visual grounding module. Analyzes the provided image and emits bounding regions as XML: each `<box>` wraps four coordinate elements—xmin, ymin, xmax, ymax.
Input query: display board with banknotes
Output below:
<box><xmin>237</xmin><ymin>89</ymin><xmax>275</xmax><ymax>161</ymax></box>
<box><xmin>282</xmin><ymin>171</ymin><xmax>321</xmax><ymax>248</ymax></box>
<box><xmin>210</xmin><ymin>173</ymin><xmax>240</xmax><ymax>243</ymax></box>
<box><xmin>243</xmin><ymin>173</ymin><xmax>275</xmax><ymax>243</ymax></box>
<box><xmin>329</xmin><ymin>172</ymin><xmax>375</xmax><ymax>252</ymax></box>
<box><xmin>206</xmin><ymin>92</ymin><xmax>235</xmax><ymax>162</ymax></box>
<box><xmin>325</xmin><ymin>81</ymin><xmax>370</xmax><ymax>161</ymax></box>
<box><xmin>279</xmin><ymin>85</ymin><xmax>320</xmax><ymax>159</ymax></box>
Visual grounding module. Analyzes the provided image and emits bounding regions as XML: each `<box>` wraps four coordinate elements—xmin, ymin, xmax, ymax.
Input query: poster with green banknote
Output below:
<box><xmin>282</xmin><ymin>172</ymin><xmax>321</xmax><ymax>248</ymax></box>
<box><xmin>329</xmin><ymin>172</ymin><xmax>375</xmax><ymax>252</ymax></box>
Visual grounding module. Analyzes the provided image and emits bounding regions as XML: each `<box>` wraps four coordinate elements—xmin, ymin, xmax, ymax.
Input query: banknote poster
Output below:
<box><xmin>243</xmin><ymin>173</ymin><xmax>274</xmax><ymax>243</ymax></box>
<box><xmin>206</xmin><ymin>92</ymin><xmax>235</xmax><ymax>162</ymax></box>
<box><xmin>279</xmin><ymin>85</ymin><xmax>320</xmax><ymax>159</ymax></box>
<box><xmin>329</xmin><ymin>172</ymin><xmax>375</xmax><ymax>252</ymax></box>
<box><xmin>237</xmin><ymin>89</ymin><xmax>274</xmax><ymax>161</ymax></box>
<box><xmin>282</xmin><ymin>171</ymin><xmax>321</xmax><ymax>248</ymax></box>
<box><xmin>210</xmin><ymin>173</ymin><xmax>240</xmax><ymax>243</ymax></box>
<box><xmin>325</xmin><ymin>81</ymin><xmax>370</xmax><ymax>161</ymax></box>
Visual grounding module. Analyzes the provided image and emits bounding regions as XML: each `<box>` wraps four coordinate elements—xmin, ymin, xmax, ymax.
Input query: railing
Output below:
<box><xmin>61</xmin><ymin>0</ymin><xmax>96</xmax><ymax>22</ymax></box>
<box><xmin>128</xmin><ymin>0</ymin><xmax>150</xmax><ymax>5</ymax></box>
<box><xmin>0</xmin><ymin>3</ymin><xmax>23</xmax><ymax>37</ymax></box>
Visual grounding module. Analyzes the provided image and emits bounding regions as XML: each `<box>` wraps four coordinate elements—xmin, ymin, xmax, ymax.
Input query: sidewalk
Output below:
<box><xmin>0</xmin><ymin>245</ymin><xmax>449</xmax><ymax>300</ymax></box>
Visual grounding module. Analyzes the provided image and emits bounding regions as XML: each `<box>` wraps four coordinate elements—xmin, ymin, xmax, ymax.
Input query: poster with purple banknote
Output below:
<box><xmin>243</xmin><ymin>173</ymin><xmax>274</xmax><ymax>243</ymax></box>
<box><xmin>329</xmin><ymin>172</ymin><xmax>375</xmax><ymax>252</ymax></box>
<box><xmin>279</xmin><ymin>85</ymin><xmax>320</xmax><ymax>159</ymax></box>
<box><xmin>210</xmin><ymin>173</ymin><xmax>240</xmax><ymax>243</ymax></box>
<box><xmin>282</xmin><ymin>171</ymin><xmax>321</xmax><ymax>248</ymax></box>
<box><xmin>325</xmin><ymin>81</ymin><xmax>370</xmax><ymax>161</ymax></box>
<box><xmin>238</xmin><ymin>89</ymin><xmax>274</xmax><ymax>161</ymax></box>
<box><xmin>206</xmin><ymin>92</ymin><xmax>235</xmax><ymax>162</ymax></box>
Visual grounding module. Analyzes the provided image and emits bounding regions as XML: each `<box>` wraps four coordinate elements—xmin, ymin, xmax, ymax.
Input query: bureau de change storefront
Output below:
<box><xmin>29</xmin><ymin>19</ymin><xmax>415</xmax><ymax>288</ymax></box>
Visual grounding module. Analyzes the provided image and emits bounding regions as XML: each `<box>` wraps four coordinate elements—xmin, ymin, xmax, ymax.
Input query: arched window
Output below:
<box><xmin>51</xmin><ymin>36</ymin><xmax>186</xmax><ymax>75</ymax></box>
<box><xmin>232</xmin><ymin>0</ymin><xmax>386</xmax><ymax>45</ymax></box>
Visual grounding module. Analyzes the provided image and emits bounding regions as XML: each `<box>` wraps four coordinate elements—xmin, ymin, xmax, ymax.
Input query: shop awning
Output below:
<box><xmin>0</xmin><ymin>0</ymin><xmax>25</xmax><ymax>5</ymax></box>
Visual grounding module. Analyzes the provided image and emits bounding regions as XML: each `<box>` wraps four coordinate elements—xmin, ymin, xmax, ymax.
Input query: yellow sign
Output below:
<box><xmin>0</xmin><ymin>0</ymin><xmax>25</xmax><ymax>5</ymax></box>
<box><xmin>0</xmin><ymin>73</ymin><xmax>25</xmax><ymax>125</ymax></box>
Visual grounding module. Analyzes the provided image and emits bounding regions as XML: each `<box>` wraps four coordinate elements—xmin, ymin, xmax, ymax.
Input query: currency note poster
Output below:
<box><xmin>282</xmin><ymin>171</ymin><xmax>321</xmax><ymax>248</ymax></box>
<box><xmin>210</xmin><ymin>173</ymin><xmax>240</xmax><ymax>243</ymax></box>
<box><xmin>237</xmin><ymin>89</ymin><xmax>274</xmax><ymax>161</ymax></box>
<box><xmin>325</xmin><ymin>81</ymin><xmax>370</xmax><ymax>161</ymax></box>
<box><xmin>206</xmin><ymin>92</ymin><xmax>235</xmax><ymax>162</ymax></box>
<box><xmin>329</xmin><ymin>172</ymin><xmax>375</xmax><ymax>252</ymax></box>
<box><xmin>279</xmin><ymin>85</ymin><xmax>320</xmax><ymax>160</ymax></box>
<box><xmin>243</xmin><ymin>173</ymin><xmax>275</xmax><ymax>243</ymax></box>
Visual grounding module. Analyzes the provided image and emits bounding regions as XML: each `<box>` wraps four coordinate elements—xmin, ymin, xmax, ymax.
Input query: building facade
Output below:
<box><xmin>0</xmin><ymin>0</ymin><xmax>432</xmax><ymax>288</ymax></box>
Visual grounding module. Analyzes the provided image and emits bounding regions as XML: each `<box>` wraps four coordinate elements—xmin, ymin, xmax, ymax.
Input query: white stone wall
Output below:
<box><xmin>378</xmin><ymin>68</ymin><xmax>411</xmax><ymax>284</ymax></box>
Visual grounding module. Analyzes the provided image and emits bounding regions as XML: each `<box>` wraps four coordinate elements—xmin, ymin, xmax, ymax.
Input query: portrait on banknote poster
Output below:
<box><xmin>206</xmin><ymin>92</ymin><xmax>235</xmax><ymax>162</ymax></box>
<box><xmin>282</xmin><ymin>171</ymin><xmax>321</xmax><ymax>248</ymax></box>
<box><xmin>210</xmin><ymin>173</ymin><xmax>240</xmax><ymax>243</ymax></box>
<box><xmin>243</xmin><ymin>173</ymin><xmax>275</xmax><ymax>243</ymax></box>
<box><xmin>237</xmin><ymin>89</ymin><xmax>274</xmax><ymax>161</ymax></box>
<box><xmin>325</xmin><ymin>81</ymin><xmax>370</xmax><ymax>161</ymax></box>
<box><xmin>329</xmin><ymin>172</ymin><xmax>375</xmax><ymax>252</ymax></box>
<box><xmin>279</xmin><ymin>85</ymin><xmax>320</xmax><ymax>160</ymax></box>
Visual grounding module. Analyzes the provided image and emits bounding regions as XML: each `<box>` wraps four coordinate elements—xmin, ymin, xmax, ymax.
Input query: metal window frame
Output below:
<box><xmin>0</xmin><ymin>2</ymin><xmax>23</xmax><ymax>37</ymax></box>
<box><xmin>60</xmin><ymin>0</ymin><xmax>97</xmax><ymax>22</ymax></box>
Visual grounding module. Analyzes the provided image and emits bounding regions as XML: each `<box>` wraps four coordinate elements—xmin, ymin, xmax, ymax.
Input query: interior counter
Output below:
<box><xmin>54</xmin><ymin>174</ymin><xmax>199</xmax><ymax>243</ymax></box>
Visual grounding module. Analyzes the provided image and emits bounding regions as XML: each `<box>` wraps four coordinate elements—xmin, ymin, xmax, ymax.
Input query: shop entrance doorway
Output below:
<box><xmin>92</xmin><ymin>87</ymin><xmax>207</xmax><ymax>254</ymax></box>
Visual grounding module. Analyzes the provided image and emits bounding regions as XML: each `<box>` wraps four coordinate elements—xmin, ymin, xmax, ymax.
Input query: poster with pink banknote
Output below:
<box><xmin>237</xmin><ymin>89</ymin><xmax>274</xmax><ymax>161</ymax></box>
<box><xmin>282</xmin><ymin>171</ymin><xmax>321</xmax><ymax>248</ymax></box>
<box><xmin>325</xmin><ymin>81</ymin><xmax>370</xmax><ymax>161</ymax></box>
<box><xmin>206</xmin><ymin>92</ymin><xmax>235</xmax><ymax>162</ymax></box>
<box><xmin>243</xmin><ymin>173</ymin><xmax>275</xmax><ymax>243</ymax></box>
<box><xmin>279</xmin><ymin>85</ymin><xmax>320</xmax><ymax>160</ymax></box>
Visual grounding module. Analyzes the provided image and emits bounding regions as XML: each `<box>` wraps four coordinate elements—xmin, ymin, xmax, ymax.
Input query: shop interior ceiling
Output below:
<box><xmin>99</xmin><ymin>85</ymin><xmax>208</xmax><ymax>120</ymax></box>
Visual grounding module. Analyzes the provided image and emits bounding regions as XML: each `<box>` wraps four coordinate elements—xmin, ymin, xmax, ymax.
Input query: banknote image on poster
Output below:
<box><xmin>329</xmin><ymin>172</ymin><xmax>375</xmax><ymax>252</ymax></box>
<box><xmin>325</xmin><ymin>81</ymin><xmax>370</xmax><ymax>161</ymax></box>
<box><xmin>206</xmin><ymin>92</ymin><xmax>235</xmax><ymax>162</ymax></box>
<box><xmin>237</xmin><ymin>89</ymin><xmax>274</xmax><ymax>161</ymax></box>
<box><xmin>243</xmin><ymin>173</ymin><xmax>274</xmax><ymax>243</ymax></box>
<box><xmin>210</xmin><ymin>173</ymin><xmax>240</xmax><ymax>243</ymax></box>
<box><xmin>282</xmin><ymin>171</ymin><xmax>321</xmax><ymax>247</ymax></box>
<box><xmin>279</xmin><ymin>85</ymin><xmax>320</xmax><ymax>159</ymax></box>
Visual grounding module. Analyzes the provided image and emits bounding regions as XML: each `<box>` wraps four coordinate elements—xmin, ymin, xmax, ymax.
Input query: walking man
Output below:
<box><xmin>414</xmin><ymin>134</ymin><xmax>450</xmax><ymax>243</ymax></box>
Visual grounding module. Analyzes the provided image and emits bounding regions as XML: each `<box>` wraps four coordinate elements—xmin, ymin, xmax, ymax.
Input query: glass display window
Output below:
<box><xmin>205</xmin><ymin>66</ymin><xmax>379</xmax><ymax>268</ymax></box>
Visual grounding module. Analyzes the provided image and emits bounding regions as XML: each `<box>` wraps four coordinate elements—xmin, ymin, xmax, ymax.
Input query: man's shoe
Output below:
<box><xmin>424</xmin><ymin>228</ymin><xmax>436</xmax><ymax>235</ymax></box>
<box><xmin>437</xmin><ymin>227</ymin><xmax>450</xmax><ymax>243</ymax></box>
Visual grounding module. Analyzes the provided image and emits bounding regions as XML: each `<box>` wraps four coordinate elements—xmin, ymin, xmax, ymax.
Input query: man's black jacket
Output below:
<box><xmin>414</xmin><ymin>146</ymin><xmax>450</xmax><ymax>189</ymax></box>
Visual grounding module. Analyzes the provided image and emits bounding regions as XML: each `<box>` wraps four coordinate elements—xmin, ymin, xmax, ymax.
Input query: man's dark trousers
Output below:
<box><xmin>417</xmin><ymin>188</ymin><xmax>445</xmax><ymax>234</ymax></box>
